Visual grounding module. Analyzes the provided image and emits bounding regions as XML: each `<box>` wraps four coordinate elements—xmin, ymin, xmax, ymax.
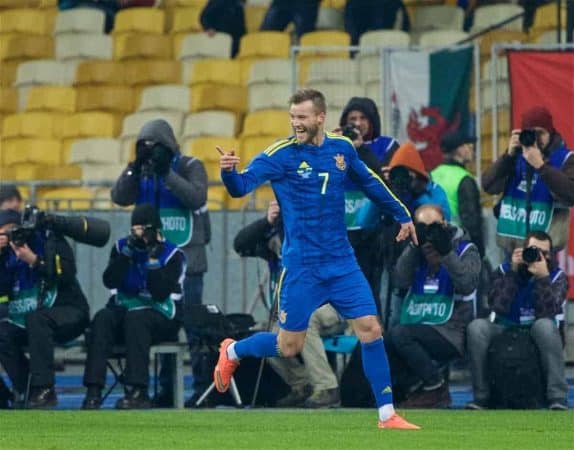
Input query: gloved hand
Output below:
<box><xmin>151</xmin><ymin>144</ymin><xmax>173</xmax><ymax>177</ymax></box>
<box><xmin>123</xmin><ymin>233</ymin><xmax>145</xmax><ymax>257</ymax></box>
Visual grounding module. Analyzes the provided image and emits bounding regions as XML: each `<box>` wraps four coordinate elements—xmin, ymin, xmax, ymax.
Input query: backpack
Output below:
<box><xmin>487</xmin><ymin>328</ymin><xmax>545</xmax><ymax>409</ymax></box>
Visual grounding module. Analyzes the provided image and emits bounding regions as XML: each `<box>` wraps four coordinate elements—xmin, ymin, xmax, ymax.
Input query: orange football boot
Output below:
<box><xmin>213</xmin><ymin>338</ymin><xmax>239</xmax><ymax>393</ymax></box>
<box><xmin>378</xmin><ymin>414</ymin><xmax>421</xmax><ymax>430</ymax></box>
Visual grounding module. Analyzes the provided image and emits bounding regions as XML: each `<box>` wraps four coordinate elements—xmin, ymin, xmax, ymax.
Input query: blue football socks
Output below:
<box><xmin>233</xmin><ymin>332</ymin><xmax>281</xmax><ymax>359</ymax></box>
<box><xmin>361</xmin><ymin>338</ymin><xmax>394</xmax><ymax>407</ymax></box>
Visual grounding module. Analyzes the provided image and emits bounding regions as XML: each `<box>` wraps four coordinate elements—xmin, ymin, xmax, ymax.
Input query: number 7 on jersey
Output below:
<box><xmin>318</xmin><ymin>172</ymin><xmax>329</xmax><ymax>195</ymax></box>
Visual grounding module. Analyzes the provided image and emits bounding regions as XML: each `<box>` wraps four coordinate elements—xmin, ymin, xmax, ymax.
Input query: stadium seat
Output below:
<box><xmin>178</xmin><ymin>32</ymin><xmax>232</xmax><ymax>60</ymax></box>
<box><xmin>123</xmin><ymin>60</ymin><xmax>182</xmax><ymax>86</ymax></box>
<box><xmin>190</xmin><ymin>84</ymin><xmax>247</xmax><ymax>114</ymax></box>
<box><xmin>225</xmin><ymin>193</ymin><xmax>250</xmax><ymax>210</ymax></box>
<box><xmin>15</xmin><ymin>60</ymin><xmax>77</xmax><ymax>87</ymax></box>
<box><xmin>248</xmin><ymin>83</ymin><xmax>292</xmax><ymax>112</ymax></box>
<box><xmin>247</xmin><ymin>59</ymin><xmax>292</xmax><ymax>86</ymax></box>
<box><xmin>244</xmin><ymin>5</ymin><xmax>268</xmax><ymax>33</ymax></box>
<box><xmin>138</xmin><ymin>85</ymin><xmax>190</xmax><ymax>112</ymax></box>
<box><xmin>299</xmin><ymin>31</ymin><xmax>350</xmax><ymax>58</ymax></box>
<box><xmin>478</xmin><ymin>30</ymin><xmax>527</xmax><ymax>58</ymax></box>
<box><xmin>2</xmin><ymin>112</ymin><xmax>65</xmax><ymax>139</ymax></box>
<box><xmin>359</xmin><ymin>30</ymin><xmax>410</xmax><ymax>50</ymax></box>
<box><xmin>113</xmin><ymin>8</ymin><xmax>165</xmax><ymax>35</ymax></box>
<box><xmin>62</xmin><ymin>112</ymin><xmax>121</xmax><ymax>140</ymax></box>
<box><xmin>26</xmin><ymin>86</ymin><xmax>76</xmax><ymax>113</ymax></box>
<box><xmin>6</xmin><ymin>163</ymin><xmax>80</xmax><ymax>182</ymax></box>
<box><xmin>531</xmin><ymin>3</ymin><xmax>566</xmax><ymax>34</ymax></box>
<box><xmin>56</xmin><ymin>34</ymin><xmax>113</xmax><ymax>61</ymax></box>
<box><xmin>75</xmin><ymin>61</ymin><xmax>125</xmax><ymax>86</ymax></box>
<box><xmin>182</xmin><ymin>111</ymin><xmax>237</xmax><ymax>140</ymax></box>
<box><xmin>363</xmin><ymin>82</ymin><xmax>383</xmax><ymax>110</ymax></box>
<box><xmin>76</xmin><ymin>163</ymin><xmax>125</xmax><ymax>182</ymax></box>
<box><xmin>1</xmin><ymin>138</ymin><xmax>62</xmax><ymax>166</ymax></box>
<box><xmin>306</xmin><ymin>58</ymin><xmax>359</xmax><ymax>84</ymax></box>
<box><xmin>76</xmin><ymin>86</ymin><xmax>136</xmax><ymax>113</ymax></box>
<box><xmin>0</xmin><ymin>88</ymin><xmax>18</xmax><ymax>114</ymax></box>
<box><xmin>239</xmin><ymin>135</ymin><xmax>284</xmax><ymax>161</ymax></box>
<box><xmin>68</xmin><ymin>138</ymin><xmax>122</xmax><ymax>165</ymax></box>
<box><xmin>0</xmin><ymin>9</ymin><xmax>54</xmax><ymax>35</ymax></box>
<box><xmin>185</xmin><ymin>136</ymin><xmax>240</xmax><ymax>162</ymax></box>
<box><xmin>471</xmin><ymin>4</ymin><xmax>524</xmax><ymax>33</ymax></box>
<box><xmin>418</xmin><ymin>30</ymin><xmax>469</xmax><ymax>47</ymax></box>
<box><xmin>121</xmin><ymin>111</ymin><xmax>185</xmax><ymax>140</ymax></box>
<box><xmin>188</xmin><ymin>59</ymin><xmax>242</xmax><ymax>86</ymax></box>
<box><xmin>536</xmin><ymin>29</ymin><xmax>566</xmax><ymax>44</ymax></box>
<box><xmin>53</xmin><ymin>8</ymin><xmax>106</xmax><ymax>35</ymax></box>
<box><xmin>305</xmin><ymin>83</ymin><xmax>364</xmax><ymax>110</ymax></box>
<box><xmin>481</xmin><ymin>107</ymin><xmax>510</xmax><ymax>137</ymax></box>
<box><xmin>38</xmin><ymin>187</ymin><xmax>93</xmax><ymax>210</ymax></box>
<box><xmin>242</xmin><ymin>110</ymin><xmax>290</xmax><ymax>137</ymax></box>
<box><xmin>316</xmin><ymin>6</ymin><xmax>344</xmax><ymax>30</ymax></box>
<box><xmin>114</xmin><ymin>34</ymin><xmax>173</xmax><ymax>60</ymax></box>
<box><xmin>0</xmin><ymin>61</ymin><xmax>20</xmax><ymax>87</ymax></box>
<box><xmin>254</xmin><ymin>184</ymin><xmax>275</xmax><ymax>210</ymax></box>
<box><xmin>206</xmin><ymin>185</ymin><xmax>226</xmax><ymax>210</ymax></box>
<box><xmin>0</xmin><ymin>35</ymin><xmax>54</xmax><ymax>61</ymax></box>
<box><xmin>324</xmin><ymin>107</ymin><xmax>343</xmax><ymax>132</ymax></box>
<box><xmin>171</xmin><ymin>7</ymin><xmax>203</xmax><ymax>37</ymax></box>
<box><xmin>238</xmin><ymin>32</ymin><xmax>291</xmax><ymax>59</ymax></box>
<box><xmin>412</xmin><ymin>5</ymin><xmax>464</xmax><ymax>31</ymax></box>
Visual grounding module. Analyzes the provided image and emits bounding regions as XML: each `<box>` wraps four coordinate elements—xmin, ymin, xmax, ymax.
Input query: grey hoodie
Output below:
<box><xmin>111</xmin><ymin>119</ymin><xmax>210</xmax><ymax>274</ymax></box>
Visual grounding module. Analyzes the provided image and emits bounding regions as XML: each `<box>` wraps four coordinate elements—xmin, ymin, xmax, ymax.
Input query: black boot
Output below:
<box><xmin>116</xmin><ymin>386</ymin><xmax>151</xmax><ymax>410</ymax></box>
<box><xmin>82</xmin><ymin>385</ymin><xmax>103</xmax><ymax>410</ymax></box>
<box><xmin>27</xmin><ymin>386</ymin><xmax>58</xmax><ymax>409</ymax></box>
<box><xmin>0</xmin><ymin>378</ymin><xmax>14</xmax><ymax>409</ymax></box>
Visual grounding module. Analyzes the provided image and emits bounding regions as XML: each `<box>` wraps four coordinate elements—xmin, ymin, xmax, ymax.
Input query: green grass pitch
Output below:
<box><xmin>1</xmin><ymin>410</ymin><xmax>573</xmax><ymax>449</ymax></box>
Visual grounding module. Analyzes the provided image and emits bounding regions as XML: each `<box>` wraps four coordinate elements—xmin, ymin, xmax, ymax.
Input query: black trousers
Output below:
<box><xmin>0</xmin><ymin>306</ymin><xmax>89</xmax><ymax>392</ymax></box>
<box><xmin>83</xmin><ymin>306</ymin><xmax>180</xmax><ymax>389</ymax></box>
<box><xmin>260</xmin><ymin>0</ymin><xmax>320</xmax><ymax>37</ymax></box>
<box><xmin>384</xmin><ymin>324</ymin><xmax>459</xmax><ymax>398</ymax></box>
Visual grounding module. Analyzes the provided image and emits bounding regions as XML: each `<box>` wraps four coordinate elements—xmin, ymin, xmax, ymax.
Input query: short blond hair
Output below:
<box><xmin>289</xmin><ymin>89</ymin><xmax>326</xmax><ymax>114</ymax></box>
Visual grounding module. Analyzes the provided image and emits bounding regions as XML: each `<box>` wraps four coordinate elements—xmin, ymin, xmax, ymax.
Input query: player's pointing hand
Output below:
<box><xmin>396</xmin><ymin>221</ymin><xmax>418</xmax><ymax>246</ymax></box>
<box><xmin>216</xmin><ymin>146</ymin><xmax>240</xmax><ymax>172</ymax></box>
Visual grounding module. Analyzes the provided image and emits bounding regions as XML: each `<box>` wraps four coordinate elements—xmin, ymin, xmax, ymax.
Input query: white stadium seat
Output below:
<box><xmin>182</xmin><ymin>111</ymin><xmax>236</xmax><ymax>139</ymax></box>
<box><xmin>248</xmin><ymin>83</ymin><xmax>293</xmax><ymax>112</ymax></box>
<box><xmin>55</xmin><ymin>34</ymin><xmax>113</xmax><ymax>61</ymax></box>
<box><xmin>68</xmin><ymin>138</ymin><xmax>122</xmax><ymax>165</ymax></box>
<box><xmin>178</xmin><ymin>32</ymin><xmax>233</xmax><ymax>60</ymax></box>
<box><xmin>138</xmin><ymin>85</ymin><xmax>190</xmax><ymax>113</ymax></box>
<box><xmin>54</xmin><ymin>8</ymin><xmax>106</xmax><ymax>35</ymax></box>
<box><xmin>306</xmin><ymin>58</ymin><xmax>359</xmax><ymax>84</ymax></box>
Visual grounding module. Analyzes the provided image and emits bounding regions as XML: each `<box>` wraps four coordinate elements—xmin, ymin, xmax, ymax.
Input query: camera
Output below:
<box><xmin>7</xmin><ymin>205</ymin><xmax>110</xmax><ymax>248</ymax></box>
<box><xmin>415</xmin><ymin>221</ymin><xmax>452</xmax><ymax>255</ymax></box>
<box><xmin>519</xmin><ymin>129</ymin><xmax>537</xmax><ymax>147</ymax></box>
<box><xmin>341</xmin><ymin>124</ymin><xmax>359</xmax><ymax>141</ymax></box>
<box><xmin>522</xmin><ymin>245</ymin><xmax>542</xmax><ymax>264</ymax></box>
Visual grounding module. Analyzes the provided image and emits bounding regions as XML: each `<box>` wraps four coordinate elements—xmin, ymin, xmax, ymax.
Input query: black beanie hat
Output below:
<box><xmin>131</xmin><ymin>203</ymin><xmax>162</xmax><ymax>229</ymax></box>
<box><xmin>0</xmin><ymin>209</ymin><xmax>22</xmax><ymax>228</ymax></box>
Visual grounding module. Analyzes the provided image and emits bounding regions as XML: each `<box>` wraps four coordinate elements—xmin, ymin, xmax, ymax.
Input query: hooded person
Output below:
<box><xmin>111</xmin><ymin>119</ymin><xmax>211</xmax><ymax>407</ymax></box>
<box><xmin>481</xmin><ymin>106</ymin><xmax>574</xmax><ymax>253</ymax></box>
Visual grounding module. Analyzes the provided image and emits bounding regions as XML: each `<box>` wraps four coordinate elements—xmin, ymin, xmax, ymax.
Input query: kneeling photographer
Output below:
<box><xmin>385</xmin><ymin>204</ymin><xmax>480</xmax><ymax>408</ymax></box>
<box><xmin>482</xmin><ymin>106</ymin><xmax>574</xmax><ymax>254</ymax></box>
<box><xmin>466</xmin><ymin>231</ymin><xmax>568</xmax><ymax>410</ymax></box>
<box><xmin>0</xmin><ymin>206</ymin><xmax>109</xmax><ymax>408</ymax></box>
<box><xmin>82</xmin><ymin>204</ymin><xmax>185</xmax><ymax>410</ymax></box>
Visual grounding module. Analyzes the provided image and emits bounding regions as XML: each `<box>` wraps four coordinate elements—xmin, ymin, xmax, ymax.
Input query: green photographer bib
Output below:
<box><xmin>159</xmin><ymin>208</ymin><xmax>193</xmax><ymax>247</ymax></box>
<box><xmin>116</xmin><ymin>292</ymin><xmax>175</xmax><ymax>320</ymax></box>
<box><xmin>344</xmin><ymin>190</ymin><xmax>380</xmax><ymax>230</ymax></box>
<box><xmin>400</xmin><ymin>293</ymin><xmax>454</xmax><ymax>326</ymax></box>
<box><xmin>497</xmin><ymin>198</ymin><xmax>553</xmax><ymax>239</ymax></box>
<box><xmin>8</xmin><ymin>287</ymin><xmax>57</xmax><ymax>329</ymax></box>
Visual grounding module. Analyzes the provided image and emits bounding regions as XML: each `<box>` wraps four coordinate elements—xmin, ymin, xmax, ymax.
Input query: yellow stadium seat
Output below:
<box><xmin>0</xmin><ymin>9</ymin><xmax>54</xmax><ymax>35</ymax></box>
<box><xmin>190</xmin><ymin>84</ymin><xmax>247</xmax><ymax>114</ymax></box>
<box><xmin>532</xmin><ymin>3</ymin><xmax>566</xmax><ymax>33</ymax></box>
<box><xmin>0</xmin><ymin>88</ymin><xmax>17</xmax><ymax>114</ymax></box>
<box><xmin>171</xmin><ymin>7</ymin><xmax>202</xmax><ymax>34</ymax></box>
<box><xmin>76</xmin><ymin>86</ymin><xmax>136</xmax><ymax>113</ymax></box>
<box><xmin>207</xmin><ymin>184</ymin><xmax>226</xmax><ymax>210</ymax></box>
<box><xmin>238</xmin><ymin>32</ymin><xmax>291</xmax><ymax>59</ymax></box>
<box><xmin>185</xmin><ymin>137</ymin><xmax>240</xmax><ymax>162</ymax></box>
<box><xmin>202</xmin><ymin>160</ymin><xmax>221</xmax><ymax>182</ymax></box>
<box><xmin>242</xmin><ymin>110</ymin><xmax>291</xmax><ymax>137</ymax></box>
<box><xmin>75</xmin><ymin>61</ymin><xmax>126</xmax><ymax>86</ymax></box>
<box><xmin>481</xmin><ymin>108</ymin><xmax>510</xmax><ymax>137</ymax></box>
<box><xmin>323</xmin><ymin>0</ymin><xmax>346</xmax><ymax>9</ymax></box>
<box><xmin>2</xmin><ymin>112</ymin><xmax>65</xmax><ymax>139</ymax></box>
<box><xmin>61</xmin><ymin>112</ymin><xmax>121</xmax><ymax>140</ymax></box>
<box><xmin>478</xmin><ymin>30</ymin><xmax>527</xmax><ymax>57</ymax></box>
<box><xmin>6</xmin><ymin>163</ymin><xmax>81</xmax><ymax>182</ymax></box>
<box><xmin>114</xmin><ymin>34</ymin><xmax>173</xmax><ymax>60</ymax></box>
<box><xmin>0</xmin><ymin>35</ymin><xmax>54</xmax><ymax>61</ymax></box>
<box><xmin>170</xmin><ymin>0</ymin><xmax>208</xmax><ymax>6</ymax></box>
<box><xmin>0</xmin><ymin>60</ymin><xmax>20</xmax><ymax>87</ymax></box>
<box><xmin>2</xmin><ymin>138</ymin><xmax>62</xmax><ymax>165</ymax></box>
<box><xmin>225</xmin><ymin>193</ymin><xmax>250</xmax><ymax>210</ymax></box>
<box><xmin>299</xmin><ymin>31</ymin><xmax>350</xmax><ymax>58</ymax></box>
<box><xmin>244</xmin><ymin>5</ymin><xmax>268</xmax><ymax>33</ymax></box>
<box><xmin>188</xmin><ymin>59</ymin><xmax>242</xmax><ymax>86</ymax></box>
<box><xmin>38</xmin><ymin>187</ymin><xmax>93</xmax><ymax>210</ymax></box>
<box><xmin>254</xmin><ymin>184</ymin><xmax>275</xmax><ymax>210</ymax></box>
<box><xmin>113</xmin><ymin>8</ymin><xmax>165</xmax><ymax>35</ymax></box>
<box><xmin>124</xmin><ymin>60</ymin><xmax>182</xmax><ymax>86</ymax></box>
<box><xmin>240</xmin><ymin>135</ymin><xmax>284</xmax><ymax>162</ymax></box>
<box><xmin>26</xmin><ymin>87</ymin><xmax>76</xmax><ymax>113</ymax></box>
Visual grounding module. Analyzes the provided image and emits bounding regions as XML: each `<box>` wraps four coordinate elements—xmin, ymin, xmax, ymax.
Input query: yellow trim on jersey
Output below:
<box><xmin>365</xmin><ymin>166</ymin><xmax>411</xmax><ymax>219</ymax></box>
<box><xmin>275</xmin><ymin>267</ymin><xmax>287</xmax><ymax>313</ymax></box>
<box><xmin>325</xmin><ymin>131</ymin><xmax>354</xmax><ymax>147</ymax></box>
<box><xmin>263</xmin><ymin>138</ymin><xmax>296</xmax><ymax>157</ymax></box>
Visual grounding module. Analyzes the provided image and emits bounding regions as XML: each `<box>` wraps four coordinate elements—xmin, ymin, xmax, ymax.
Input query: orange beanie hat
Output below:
<box><xmin>389</xmin><ymin>141</ymin><xmax>429</xmax><ymax>180</ymax></box>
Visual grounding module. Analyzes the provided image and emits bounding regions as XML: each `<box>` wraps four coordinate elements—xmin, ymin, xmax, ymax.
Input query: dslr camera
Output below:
<box><xmin>522</xmin><ymin>245</ymin><xmax>543</xmax><ymax>264</ymax></box>
<box><xmin>513</xmin><ymin>129</ymin><xmax>538</xmax><ymax>154</ymax></box>
<box><xmin>415</xmin><ymin>221</ymin><xmax>452</xmax><ymax>255</ymax></box>
<box><xmin>341</xmin><ymin>124</ymin><xmax>359</xmax><ymax>141</ymax></box>
<box><xmin>8</xmin><ymin>205</ymin><xmax>110</xmax><ymax>248</ymax></box>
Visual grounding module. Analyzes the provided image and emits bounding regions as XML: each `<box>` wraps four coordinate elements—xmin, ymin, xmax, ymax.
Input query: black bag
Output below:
<box><xmin>487</xmin><ymin>328</ymin><xmax>545</xmax><ymax>409</ymax></box>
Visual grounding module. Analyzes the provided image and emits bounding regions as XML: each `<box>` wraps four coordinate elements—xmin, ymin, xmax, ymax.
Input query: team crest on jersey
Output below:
<box><xmin>297</xmin><ymin>161</ymin><xmax>313</xmax><ymax>179</ymax></box>
<box><xmin>279</xmin><ymin>309</ymin><xmax>287</xmax><ymax>324</ymax></box>
<box><xmin>334</xmin><ymin>154</ymin><xmax>346</xmax><ymax>170</ymax></box>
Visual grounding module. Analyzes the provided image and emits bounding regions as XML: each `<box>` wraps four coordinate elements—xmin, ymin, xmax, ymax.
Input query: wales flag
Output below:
<box><xmin>389</xmin><ymin>46</ymin><xmax>474</xmax><ymax>171</ymax></box>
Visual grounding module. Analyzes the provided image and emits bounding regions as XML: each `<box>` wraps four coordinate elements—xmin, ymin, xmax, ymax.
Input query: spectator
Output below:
<box><xmin>466</xmin><ymin>231</ymin><xmax>568</xmax><ymax>410</ymax></box>
<box><xmin>260</xmin><ymin>0</ymin><xmax>320</xmax><ymax>38</ymax></box>
<box><xmin>482</xmin><ymin>106</ymin><xmax>574</xmax><ymax>254</ymax></box>
<box><xmin>345</xmin><ymin>0</ymin><xmax>410</xmax><ymax>46</ymax></box>
<box><xmin>233</xmin><ymin>201</ymin><xmax>344</xmax><ymax>408</ymax></box>
<box><xmin>0</xmin><ymin>209</ymin><xmax>90</xmax><ymax>408</ymax></box>
<box><xmin>111</xmin><ymin>119</ymin><xmax>210</xmax><ymax>408</ymax></box>
<box><xmin>0</xmin><ymin>185</ymin><xmax>23</xmax><ymax>212</ymax></box>
<box><xmin>200</xmin><ymin>0</ymin><xmax>246</xmax><ymax>58</ymax></box>
<box><xmin>82</xmin><ymin>204</ymin><xmax>185</xmax><ymax>410</ymax></box>
<box><xmin>385</xmin><ymin>204</ymin><xmax>480</xmax><ymax>408</ymax></box>
<box><xmin>431</xmin><ymin>131</ymin><xmax>484</xmax><ymax>257</ymax></box>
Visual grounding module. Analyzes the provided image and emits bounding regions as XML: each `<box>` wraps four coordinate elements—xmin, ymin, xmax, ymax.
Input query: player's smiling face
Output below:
<box><xmin>289</xmin><ymin>100</ymin><xmax>325</xmax><ymax>145</ymax></box>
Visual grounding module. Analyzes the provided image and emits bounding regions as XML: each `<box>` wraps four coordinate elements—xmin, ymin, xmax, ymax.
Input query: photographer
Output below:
<box><xmin>385</xmin><ymin>204</ymin><xmax>480</xmax><ymax>408</ymax></box>
<box><xmin>0</xmin><ymin>184</ymin><xmax>23</xmax><ymax>212</ymax></box>
<box><xmin>0</xmin><ymin>208</ymin><xmax>90</xmax><ymax>408</ymax></box>
<box><xmin>466</xmin><ymin>231</ymin><xmax>568</xmax><ymax>410</ymax></box>
<box><xmin>82</xmin><ymin>204</ymin><xmax>185</xmax><ymax>410</ymax></box>
<box><xmin>111</xmin><ymin>118</ymin><xmax>210</xmax><ymax>407</ymax></box>
<box><xmin>482</xmin><ymin>106</ymin><xmax>574</xmax><ymax>254</ymax></box>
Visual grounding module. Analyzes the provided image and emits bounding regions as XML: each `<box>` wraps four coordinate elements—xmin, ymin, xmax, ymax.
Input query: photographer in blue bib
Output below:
<box><xmin>0</xmin><ymin>208</ymin><xmax>92</xmax><ymax>409</ymax></box>
<box><xmin>466</xmin><ymin>230</ymin><xmax>569</xmax><ymax>410</ymax></box>
<box><xmin>384</xmin><ymin>204</ymin><xmax>481</xmax><ymax>408</ymax></box>
<box><xmin>482</xmin><ymin>106</ymin><xmax>574</xmax><ymax>254</ymax></box>
<box><xmin>111</xmin><ymin>119</ymin><xmax>210</xmax><ymax>407</ymax></box>
<box><xmin>82</xmin><ymin>204</ymin><xmax>186</xmax><ymax>409</ymax></box>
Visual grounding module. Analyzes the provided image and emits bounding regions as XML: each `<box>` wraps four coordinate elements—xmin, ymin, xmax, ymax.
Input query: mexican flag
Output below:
<box><xmin>389</xmin><ymin>46</ymin><xmax>474</xmax><ymax>171</ymax></box>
